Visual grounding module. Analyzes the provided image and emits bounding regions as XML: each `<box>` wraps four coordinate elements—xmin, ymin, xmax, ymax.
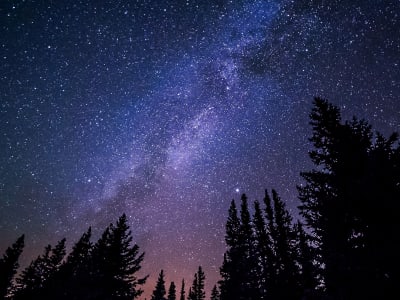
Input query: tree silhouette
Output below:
<box><xmin>91</xmin><ymin>214</ymin><xmax>147</xmax><ymax>299</ymax></box>
<box><xmin>179</xmin><ymin>279</ymin><xmax>185</xmax><ymax>300</ymax></box>
<box><xmin>238</xmin><ymin>194</ymin><xmax>261</xmax><ymax>300</ymax></box>
<box><xmin>187</xmin><ymin>287</ymin><xmax>194</xmax><ymax>300</ymax></box>
<box><xmin>252</xmin><ymin>199</ymin><xmax>274</xmax><ymax>299</ymax></box>
<box><xmin>220</xmin><ymin>195</ymin><xmax>265</xmax><ymax>300</ymax></box>
<box><xmin>210</xmin><ymin>285</ymin><xmax>219</xmax><ymax>300</ymax></box>
<box><xmin>219</xmin><ymin>200</ymin><xmax>241</xmax><ymax>300</ymax></box>
<box><xmin>13</xmin><ymin>238</ymin><xmax>66</xmax><ymax>300</ymax></box>
<box><xmin>167</xmin><ymin>282</ymin><xmax>176</xmax><ymax>300</ymax></box>
<box><xmin>298</xmin><ymin>98</ymin><xmax>364</xmax><ymax>299</ymax></box>
<box><xmin>293</xmin><ymin>221</ymin><xmax>318</xmax><ymax>297</ymax></box>
<box><xmin>151</xmin><ymin>270</ymin><xmax>166</xmax><ymax>300</ymax></box>
<box><xmin>271</xmin><ymin>190</ymin><xmax>300</xmax><ymax>299</ymax></box>
<box><xmin>52</xmin><ymin>228</ymin><xmax>93</xmax><ymax>300</ymax></box>
<box><xmin>0</xmin><ymin>235</ymin><xmax>24</xmax><ymax>299</ymax></box>
<box><xmin>188</xmin><ymin>266</ymin><xmax>205</xmax><ymax>300</ymax></box>
<box><xmin>299</xmin><ymin>97</ymin><xmax>400</xmax><ymax>299</ymax></box>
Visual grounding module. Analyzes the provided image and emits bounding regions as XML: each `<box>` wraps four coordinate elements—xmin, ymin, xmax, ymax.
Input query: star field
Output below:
<box><xmin>1</xmin><ymin>0</ymin><xmax>399</xmax><ymax>298</ymax></box>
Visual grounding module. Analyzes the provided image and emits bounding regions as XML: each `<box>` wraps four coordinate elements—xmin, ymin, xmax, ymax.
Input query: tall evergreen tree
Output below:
<box><xmin>219</xmin><ymin>201</ymin><xmax>241</xmax><ymax>300</ymax></box>
<box><xmin>13</xmin><ymin>239</ymin><xmax>66</xmax><ymax>300</ymax></box>
<box><xmin>252</xmin><ymin>200</ymin><xmax>273</xmax><ymax>299</ymax></box>
<box><xmin>151</xmin><ymin>270</ymin><xmax>167</xmax><ymax>300</ymax></box>
<box><xmin>90</xmin><ymin>214</ymin><xmax>147</xmax><ymax>299</ymax></box>
<box><xmin>189</xmin><ymin>267</ymin><xmax>205</xmax><ymax>300</ymax></box>
<box><xmin>195</xmin><ymin>267</ymin><xmax>205</xmax><ymax>300</ymax></box>
<box><xmin>210</xmin><ymin>285</ymin><xmax>219</xmax><ymax>300</ymax></box>
<box><xmin>299</xmin><ymin>97</ymin><xmax>400</xmax><ymax>299</ymax></box>
<box><xmin>53</xmin><ymin>228</ymin><xmax>93</xmax><ymax>300</ymax></box>
<box><xmin>167</xmin><ymin>282</ymin><xmax>176</xmax><ymax>300</ymax></box>
<box><xmin>238</xmin><ymin>194</ymin><xmax>260</xmax><ymax>300</ymax></box>
<box><xmin>271</xmin><ymin>190</ymin><xmax>300</xmax><ymax>299</ymax></box>
<box><xmin>187</xmin><ymin>287</ymin><xmax>194</xmax><ymax>300</ymax></box>
<box><xmin>0</xmin><ymin>235</ymin><xmax>24</xmax><ymax>299</ymax></box>
<box><xmin>298</xmin><ymin>98</ymin><xmax>364</xmax><ymax>299</ymax></box>
<box><xmin>179</xmin><ymin>279</ymin><xmax>185</xmax><ymax>300</ymax></box>
<box><xmin>294</xmin><ymin>221</ymin><xmax>318</xmax><ymax>297</ymax></box>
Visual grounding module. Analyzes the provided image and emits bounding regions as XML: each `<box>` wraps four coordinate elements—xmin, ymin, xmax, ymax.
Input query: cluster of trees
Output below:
<box><xmin>1</xmin><ymin>98</ymin><xmax>399</xmax><ymax>299</ymax></box>
<box><xmin>0</xmin><ymin>214</ymin><xmax>147</xmax><ymax>300</ymax></box>
<box><xmin>218</xmin><ymin>98</ymin><xmax>400</xmax><ymax>299</ymax></box>
<box><xmin>149</xmin><ymin>267</ymin><xmax>207</xmax><ymax>300</ymax></box>
<box><xmin>218</xmin><ymin>191</ymin><xmax>316</xmax><ymax>300</ymax></box>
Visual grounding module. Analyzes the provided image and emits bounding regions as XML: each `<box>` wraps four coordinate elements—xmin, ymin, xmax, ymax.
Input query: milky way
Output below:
<box><xmin>1</xmin><ymin>0</ymin><xmax>399</xmax><ymax>298</ymax></box>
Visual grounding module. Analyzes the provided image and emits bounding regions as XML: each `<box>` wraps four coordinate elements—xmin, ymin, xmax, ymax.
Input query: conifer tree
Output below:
<box><xmin>271</xmin><ymin>190</ymin><xmax>300</xmax><ymax>298</ymax></box>
<box><xmin>65</xmin><ymin>227</ymin><xmax>92</xmax><ymax>271</ymax></box>
<box><xmin>91</xmin><ymin>214</ymin><xmax>147</xmax><ymax>299</ymax></box>
<box><xmin>210</xmin><ymin>285</ymin><xmax>219</xmax><ymax>300</ymax></box>
<box><xmin>195</xmin><ymin>266</ymin><xmax>205</xmax><ymax>300</ymax></box>
<box><xmin>151</xmin><ymin>270</ymin><xmax>167</xmax><ymax>300</ymax></box>
<box><xmin>54</xmin><ymin>228</ymin><xmax>93</xmax><ymax>300</ymax></box>
<box><xmin>238</xmin><ymin>194</ymin><xmax>260</xmax><ymax>300</ymax></box>
<box><xmin>220</xmin><ymin>195</ymin><xmax>262</xmax><ymax>300</ymax></box>
<box><xmin>13</xmin><ymin>239</ymin><xmax>66</xmax><ymax>300</ymax></box>
<box><xmin>188</xmin><ymin>267</ymin><xmax>205</xmax><ymax>300</ymax></box>
<box><xmin>179</xmin><ymin>279</ymin><xmax>185</xmax><ymax>300</ymax></box>
<box><xmin>253</xmin><ymin>200</ymin><xmax>274</xmax><ymax>299</ymax></box>
<box><xmin>219</xmin><ymin>201</ymin><xmax>241</xmax><ymax>300</ymax></box>
<box><xmin>298</xmin><ymin>97</ymin><xmax>400</xmax><ymax>298</ymax></box>
<box><xmin>168</xmin><ymin>282</ymin><xmax>176</xmax><ymax>300</ymax></box>
<box><xmin>0</xmin><ymin>235</ymin><xmax>24</xmax><ymax>299</ymax></box>
<box><xmin>298</xmin><ymin>98</ymin><xmax>361</xmax><ymax>299</ymax></box>
<box><xmin>294</xmin><ymin>221</ymin><xmax>318</xmax><ymax>297</ymax></box>
<box><xmin>187</xmin><ymin>287</ymin><xmax>194</xmax><ymax>300</ymax></box>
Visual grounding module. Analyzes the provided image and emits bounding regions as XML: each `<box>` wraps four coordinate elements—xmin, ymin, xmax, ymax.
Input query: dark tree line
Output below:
<box><xmin>151</xmin><ymin>267</ymin><xmax>205</xmax><ymax>300</ymax></box>
<box><xmin>0</xmin><ymin>214</ymin><xmax>147</xmax><ymax>300</ymax></box>
<box><xmin>218</xmin><ymin>98</ymin><xmax>400</xmax><ymax>299</ymax></box>
<box><xmin>218</xmin><ymin>191</ymin><xmax>317</xmax><ymax>300</ymax></box>
<box><xmin>2</xmin><ymin>98</ymin><xmax>399</xmax><ymax>300</ymax></box>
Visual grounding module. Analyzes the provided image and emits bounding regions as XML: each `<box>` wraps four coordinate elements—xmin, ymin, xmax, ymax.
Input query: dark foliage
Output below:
<box><xmin>210</xmin><ymin>285</ymin><xmax>219</xmax><ymax>300</ymax></box>
<box><xmin>188</xmin><ymin>266</ymin><xmax>205</xmax><ymax>300</ymax></box>
<box><xmin>179</xmin><ymin>279</ymin><xmax>185</xmax><ymax>300</ymax></box>
<box><xmin>219</xmin><ymin>191</ymin><xmax>314</xmax><ymax>300</ymax></box>
<box><xmin>151</xmin><ymin>270</ymin><xmax>167</xmax><ymax>300</ymax></box>
<box><xmin>0</xmin><ymin>235</ymin><xmax>24</xmax><ymax>299</ymax></box>
<box><xmin>167</xmin><ymin>281</ymin><xmax>176</xmax><ymax>300</ymax></box>
<box><xmin>10</xmin><ymin>214</ymin><xmax>146</xmax><ymax>300</ymax></box>
<box><xmin>299</xmin><ymin>97</ymin><xmax>400</xmax><ymax>299</ymax></box>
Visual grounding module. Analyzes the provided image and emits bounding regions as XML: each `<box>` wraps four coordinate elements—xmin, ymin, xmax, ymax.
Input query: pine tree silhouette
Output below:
<box><xmin>293</xmin><ymin>221</ymin><xmax>319</xmax><ymax>298</ymax></box>
<box><xmin>271</xmin><ymin>190</ymin><xmax>300</xmax><ymax>299</ymax></box>
<box><xmin>187</xmin><ymin>287</ymin><xmax>194</xmax><ymax>300</ymax></box>
<box><xmin>253</xmin><ymin>200</ymin><xmax>273</xmax><ymax>299</ymax></box>
<box><xmin>188</xmin><ymin>267</ymin><xmax>205</xmax><ymax>300</ymax></box>
<box><xmin>13</xmin><ymin>239</ymin><xmax>66</xmax><ymax>300</ymax></box>
<box><xmin>195</xmin><ymin>266</ymin><xmax>205</xmax><ymax>300</ymax></box>
<box><xmin>299</xmin><ymin>97</ymin><xmax>400</xmax><ymax>299</ymax></box>
<box><xmin>151</xmin><ymin>270</ymin><xmax>167</xmax><ymax>300</ymax></box>
<box><xmin>219</xmin><ymin>200</ymin><xmax>241</xmax><ymax>300</ymax></box>
<box><xmin>210</xmin><ymin>285</ymin><xmax>219</xmax><ymax>300</ymax></box>
<box><xmin>53</xmin><ymin>228</ymin><xmax>93</xmax><ymax>299</ymax></box>
<box><xmin>91</xmin><ymin>214</ymin><xmax>147</xmax><ymax>300</ymax></box>
<box><xmin>238</xmin><ymin>194</ymin><xmax>260</xmax><ymax>300</ymax></box>
<box><xmin>167</xmin><ymin>282</ymin><xmax>176</xmax><ymax>300</ymax></box>
<box><xmin>0</xmin><ymin>235</ymin><xmax>24</xmax><ymax>299</ymax></box>
<box><xmin>179</xmin><ymin>279</ymin><xmax>185</xmax><ymax>300</ymax></box>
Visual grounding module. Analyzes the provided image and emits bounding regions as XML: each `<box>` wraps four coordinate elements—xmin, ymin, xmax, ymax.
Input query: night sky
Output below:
<box><xmin>1</xmin><ymin>0</ymin><xmax>399</xmax><ymax>298</ymax></box>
